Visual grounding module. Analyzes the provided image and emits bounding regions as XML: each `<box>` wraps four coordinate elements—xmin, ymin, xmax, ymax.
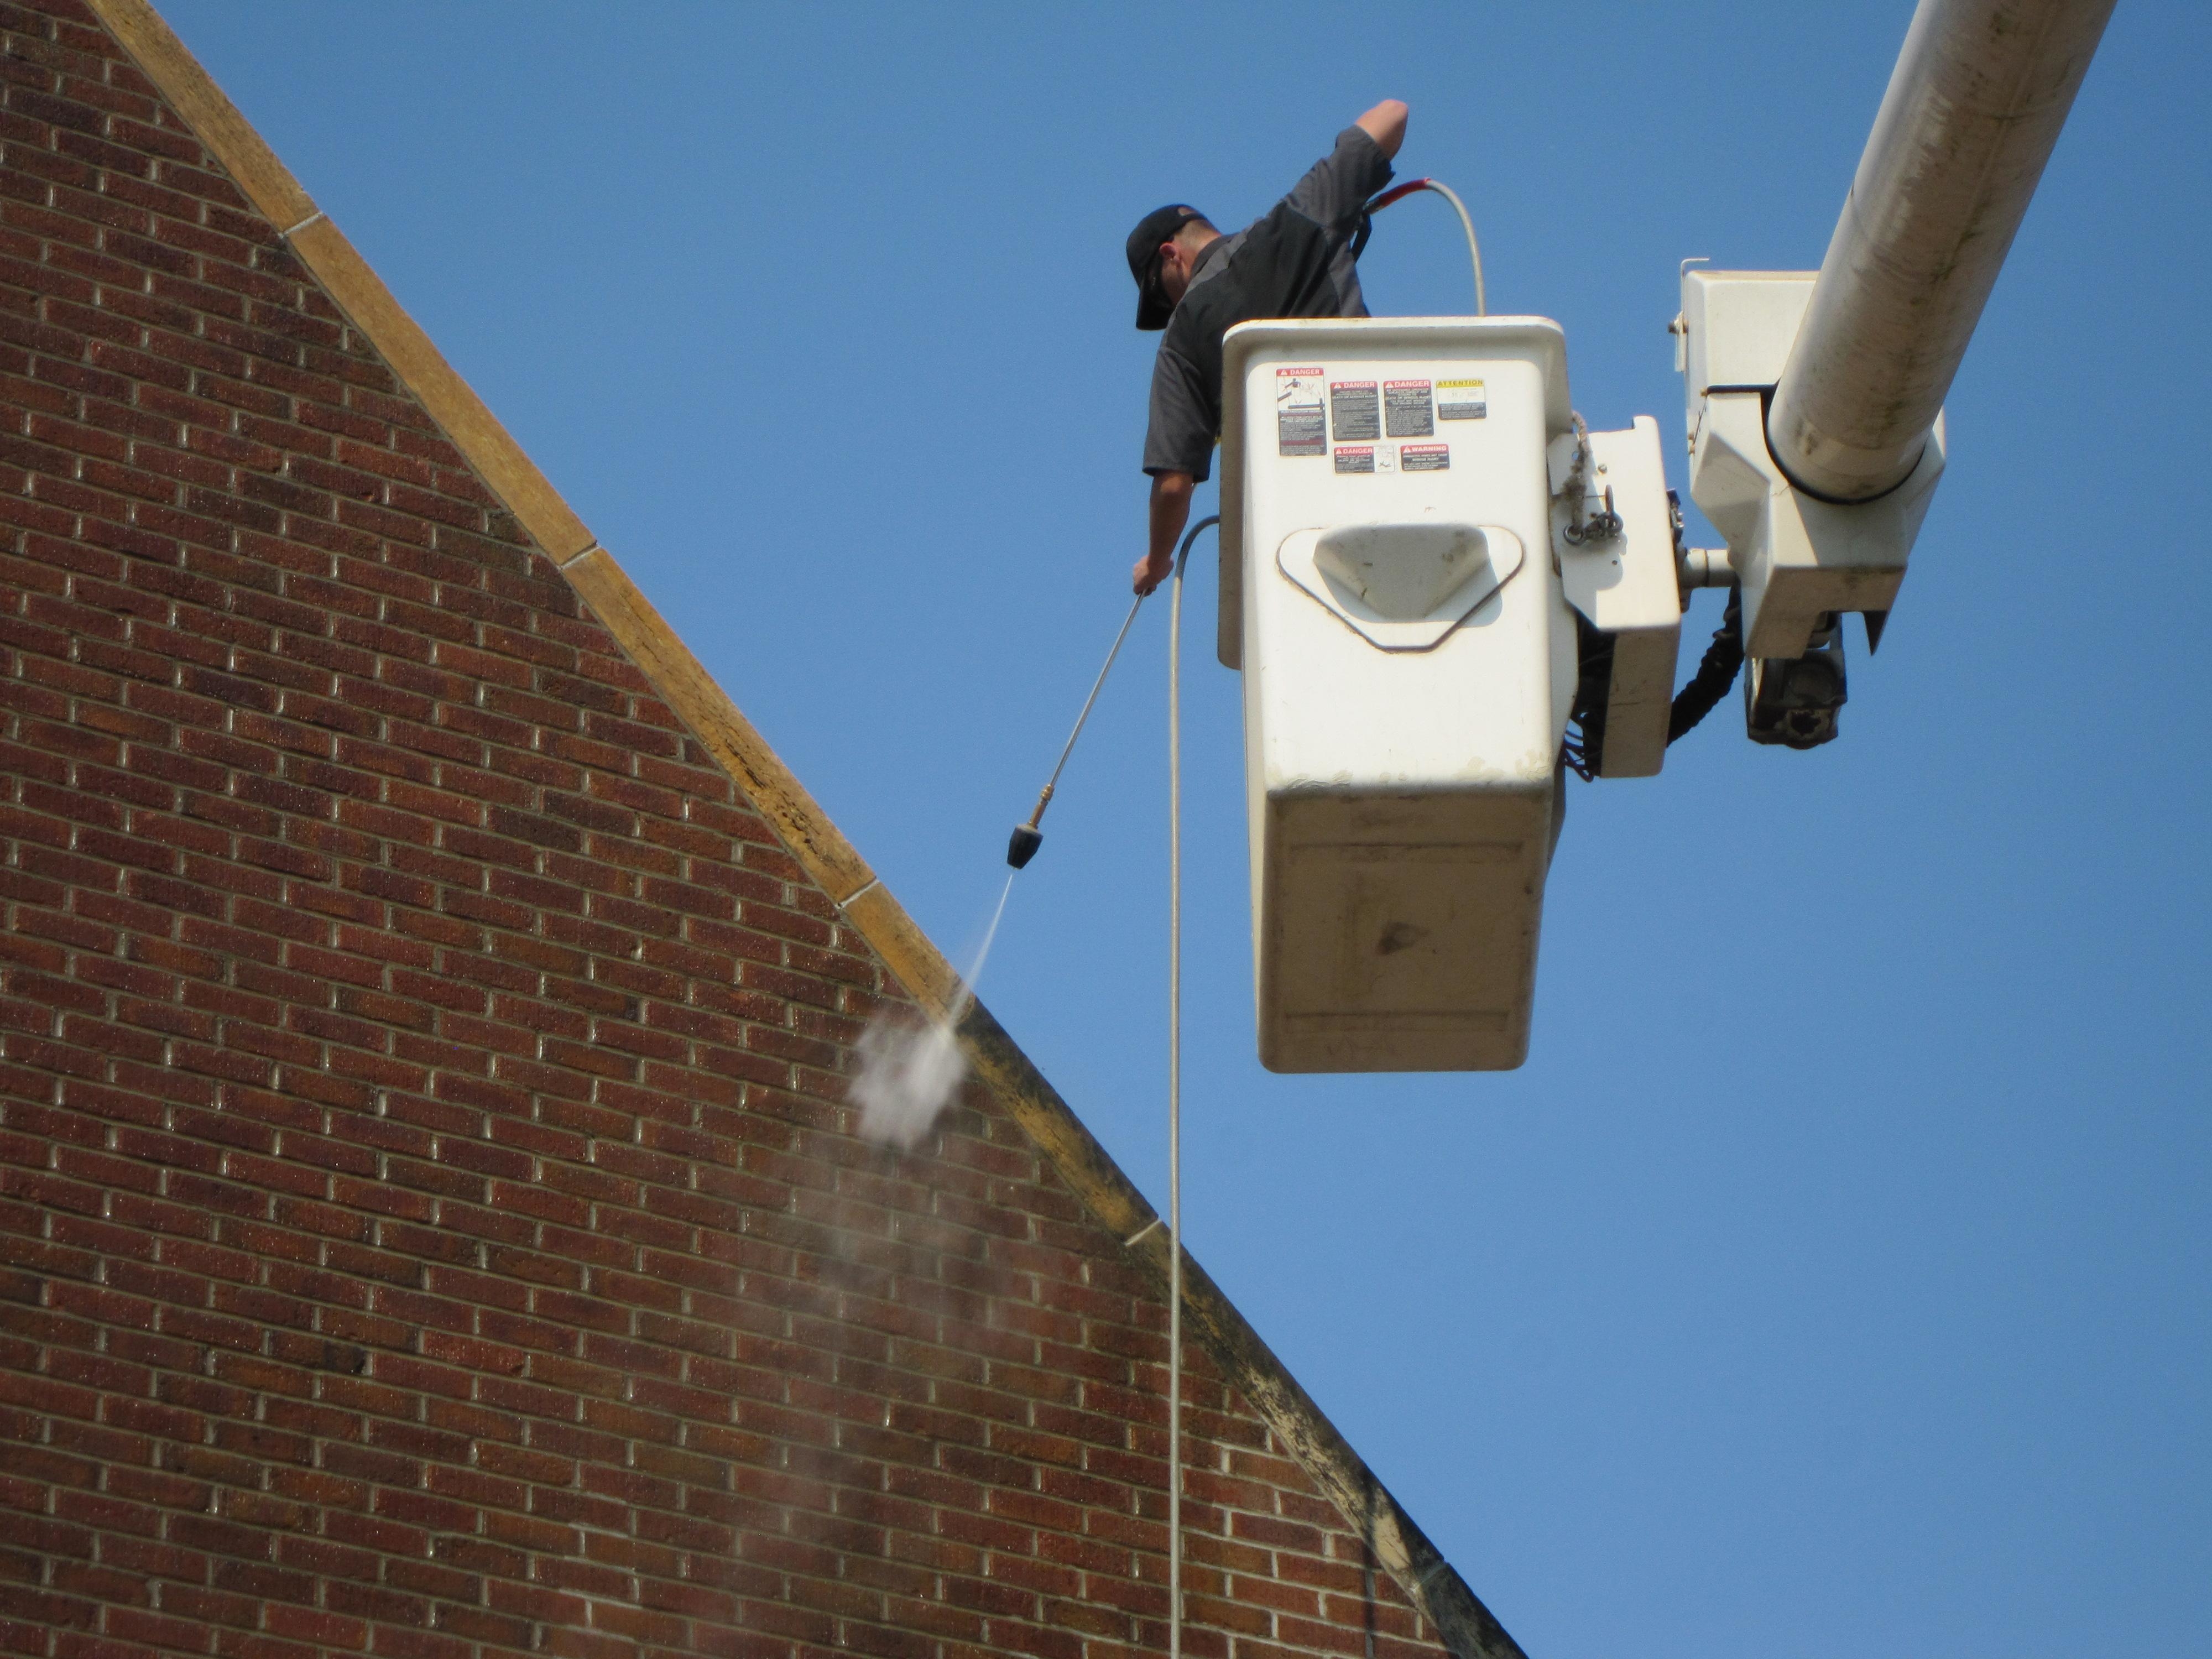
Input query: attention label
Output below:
<box><xmin>1400</xmin><ymin>444</ymin><xmax>1449</xmax><ymax>472</ymax></box>
<box><xmin>1437</xmin><ymin>378</ymin><xmax>1486</xmax><ymax>420</ymax></box>
<box><xmin>1329</xmin><ymin>381</ymin><xmax>1379</xmax><ymax>441</ymax></box>
<box><xmin>1276</xmin><ymin>367</ymin><xmax>1326</xmax><ymax>456</ymax></box>
<box><xmin>1333</xmin><ymin>446</ymin><xmax>1374</xmax><ymax>473</ymax></box>
<box><xmin>1384</xmin><ymin>379</ymin><xmax>1433</xmax><ymax>437</ymax></box>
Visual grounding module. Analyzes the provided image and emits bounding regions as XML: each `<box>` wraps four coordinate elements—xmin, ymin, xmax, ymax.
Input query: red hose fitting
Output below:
<box><xmin>1364</xmin><ymin>178</ymin><xmax>1433</xmax><ymax>213</ymax></box>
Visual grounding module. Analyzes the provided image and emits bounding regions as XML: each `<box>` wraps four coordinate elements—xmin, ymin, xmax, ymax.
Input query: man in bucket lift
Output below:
<box><xmin>1127</xmin><ymin>100</ymin><xmax>1408</xmax><ymax>596</ymax></box>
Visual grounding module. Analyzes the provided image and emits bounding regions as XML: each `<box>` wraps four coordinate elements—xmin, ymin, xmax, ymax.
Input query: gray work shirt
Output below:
<box><xmin>1142</xmin><ymin>126</ymin><xmax>1395</xmax><ymax>482</ymax></box>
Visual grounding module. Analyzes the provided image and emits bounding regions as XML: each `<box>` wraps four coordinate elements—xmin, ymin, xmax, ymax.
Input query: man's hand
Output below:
<box><xmin>1356</xmin><ymin>99</ymin><xmax>1408</xmax><ymax>160</ymax></box>
<box><xmin>1136</xmin><ymin>471</ymin><xmax>1196</xmax><ymax>595</ymax></box>
<box><xmin>1132</xmin><ymin>548</ymin><xmax>1175</xmax><ymax>596</ymax></box>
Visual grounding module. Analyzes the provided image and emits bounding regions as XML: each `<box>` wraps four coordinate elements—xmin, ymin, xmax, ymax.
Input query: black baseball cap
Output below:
<box><xmin>1126</xmin><ymin>204</ymin><xmax>1206</xmax><ymax>330</ymax></box>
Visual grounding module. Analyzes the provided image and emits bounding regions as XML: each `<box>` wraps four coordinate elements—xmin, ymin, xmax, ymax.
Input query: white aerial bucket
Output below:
<box><xmin>1219</xmin><ymin>319</ymin><xmax>1579</xmax><ymax>1072</ymax></box>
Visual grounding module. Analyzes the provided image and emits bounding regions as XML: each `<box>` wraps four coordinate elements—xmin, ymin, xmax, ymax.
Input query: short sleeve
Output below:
<box><xmin>1142</xmin><ymin>343</ymin><xmax>1217</xmax><ymax>483</ymax></box>
<box><xmin>1284</xmin><ymin>126</ymin><xmax>1395</xmax><ymax>233</ymax></box>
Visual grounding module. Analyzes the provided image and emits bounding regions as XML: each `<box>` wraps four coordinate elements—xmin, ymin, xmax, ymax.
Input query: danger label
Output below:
<box><xmin>1329</xmin><ymin>381</ymin><xmax>1379</xmax><ymax>441</ymax></box>
<box><xmin>1437</xmin><ymin>378</ymin><xmax>1486</xmax><ymax>420</ymax></box>
<box><xmin>1333</xmin><ymin>446</ymin><xmax>1374</xmax><ymax>474</ymax></box>
<box><xmin>1384</xmin><ymin>379</ymin><xmax>1433</xmax><ymax>437</ymax></box>
<box><xmin>1276</xmin><ymin>367</ymin><xmax>1326</xmax><ymax>456</ymax></box>
<box><xmin>1400</xmin><ymin>444</ymin><xmax>1449</xmax><ymax>472</ymax></box>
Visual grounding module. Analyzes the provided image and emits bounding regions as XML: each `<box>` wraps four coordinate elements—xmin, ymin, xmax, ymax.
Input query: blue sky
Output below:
<box><xmin>159</xmin><ymin>3</ymin><xmax>2208</xmax><ymax>1653</ymax></box>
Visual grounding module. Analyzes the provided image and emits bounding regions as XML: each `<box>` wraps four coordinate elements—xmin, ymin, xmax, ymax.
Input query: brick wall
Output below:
<box><xmin>0</xmin><ymin>8</ymin><xmax>1451</xmax><ymax>1659</ymax></box>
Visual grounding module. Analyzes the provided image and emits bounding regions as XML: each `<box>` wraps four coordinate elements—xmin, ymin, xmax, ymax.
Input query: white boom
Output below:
<box><xmin>1768</xmin><ymin>0</ymin><xmax>2116</xmax><ymax>502</ymax></box>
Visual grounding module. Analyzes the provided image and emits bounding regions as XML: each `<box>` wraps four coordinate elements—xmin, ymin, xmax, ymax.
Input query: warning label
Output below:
<box><xmin>1276</xmin><ymin>367</ymin><xmax>1326</xmax><ymax>457</ymax></box>
<box><xmin>1329</xmin><ymin>381</ymin><xmax>1379</xmax><ymax>441</ymax></box>
<box><xmin>1384</xmin><ymin>379</ymin><xmax>1434</xmax><ymax>437</ymax></box>
<box><xmin>1400</xmin><ymin>444</ymin><xmax>1449</xmax><ymax>472</ymax></box>
<box><xmin>1437</xmin><ymin>378</ymin><xmax>1486</xmax><ymax>420</ymax></box>
<box><xmin>1333</xmin><ymin>446</ymin><xmax>1375</xmax><ymax>474</ymax></box>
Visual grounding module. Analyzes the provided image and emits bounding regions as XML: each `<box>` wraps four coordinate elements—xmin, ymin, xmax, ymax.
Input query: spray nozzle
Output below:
<box><xmin>1006</xmin><ymin>786</ymin><xmax>1051</xmax><ymax>869</ymax></box>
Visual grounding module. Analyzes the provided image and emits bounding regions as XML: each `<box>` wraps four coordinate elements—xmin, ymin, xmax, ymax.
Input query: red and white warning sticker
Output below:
<box><xmin>1400</xmin><ymin>444</ymin><xmax>1449</xmax><ymax>472</ymax></box>
<box><xmin>1329</xmin><ymin>381</ymin><xmax>1380</xmax><ymax>441</ymax></box>
<box><xmin>1384</xmin><ymin>379</ymin><xmax>1434</xmax><ymax>437</ymax></box>
<box><xmin>1276</xmin><ymin>367</ymin><xmax>1326</xmax><ymax>456</ymax></box>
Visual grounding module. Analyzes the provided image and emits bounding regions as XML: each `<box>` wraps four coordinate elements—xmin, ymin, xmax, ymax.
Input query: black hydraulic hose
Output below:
<box><xmin>1666</xmin><ymin>592</ymin><xmax>1744</xmax><ymax>745</ymax></box>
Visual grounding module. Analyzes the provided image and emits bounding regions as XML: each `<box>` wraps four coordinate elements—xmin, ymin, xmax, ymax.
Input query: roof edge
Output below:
<box><xmin>82</xmin><ymin>4</ymin><xmax>1524</xmax><ymax>1653</ymax></box>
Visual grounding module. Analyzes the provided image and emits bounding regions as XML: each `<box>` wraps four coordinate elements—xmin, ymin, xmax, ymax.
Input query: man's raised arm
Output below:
<box><xmin>1355</xmin><ymin>99</ymin><xmax>1408</xmax><ymax>160</ymax></box>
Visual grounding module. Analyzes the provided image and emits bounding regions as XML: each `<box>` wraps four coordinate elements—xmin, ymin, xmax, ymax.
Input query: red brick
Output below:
<box><xmin>0</xmin><ymin>24</ymin><xmax>1458</xmax><ymax>1659</ymax></box>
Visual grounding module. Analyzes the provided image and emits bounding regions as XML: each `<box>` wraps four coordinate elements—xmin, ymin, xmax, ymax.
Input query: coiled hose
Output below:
<box><xmin>1666</xmin><ymin>590</ymin><xmax>1744</xmax><ymax>745</ymax></box>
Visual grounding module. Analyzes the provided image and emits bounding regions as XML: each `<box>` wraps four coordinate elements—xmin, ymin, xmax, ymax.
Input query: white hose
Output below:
<box><xmin>1369</xmin><ymin>178</ymin><xmax>1487</xmax><ymax>317</ymax></box>
<box><xmin>1419</xmin><ymin>180</ymin><xmax>1486</xmax><ymax>318</ymax></box>
<box><xmin>1165</xmin><ymin>512</ymin><xmax>1217</xmax><ymax>1659</ymax></box>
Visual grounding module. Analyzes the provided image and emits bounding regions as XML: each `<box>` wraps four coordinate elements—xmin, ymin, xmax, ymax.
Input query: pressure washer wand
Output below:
<box><xmin>1007</xmin><ymin>592</ymin><xmax>1147</xmax><ymax>868</ymax></box>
